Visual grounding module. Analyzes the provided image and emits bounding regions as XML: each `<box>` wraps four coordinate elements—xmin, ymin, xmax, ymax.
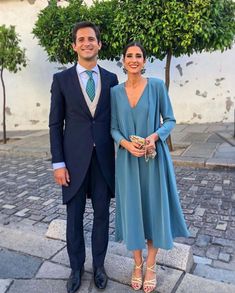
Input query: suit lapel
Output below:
<box><xmin>70</xmin><ymin>65</ymin><xmax>92</xmax><ymax>118</ymax></box>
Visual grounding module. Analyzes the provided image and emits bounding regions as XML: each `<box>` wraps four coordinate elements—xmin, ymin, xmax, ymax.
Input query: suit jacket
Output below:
<box><xmin>49</xmin><ymin>64</ymin><xmax>118</xmax><ymax>204</ymax></box>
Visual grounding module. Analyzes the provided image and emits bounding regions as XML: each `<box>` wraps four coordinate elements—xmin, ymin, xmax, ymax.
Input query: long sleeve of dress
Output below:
<box><xmin>155</xmin><ymin>81</ymin><xmax>176</xmax><ymax>142</ymax></box>
<box><xmin>111</xmin><ymin>88</ymin><xmax>125</xmax><ymax>147</ymax></box>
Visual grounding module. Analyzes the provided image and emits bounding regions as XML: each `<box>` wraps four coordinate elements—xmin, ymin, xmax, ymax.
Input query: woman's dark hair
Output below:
<box><xmin>123</xmin><ymin>41</ymin><xmax>147</xmax><ymax>60</ymax></box>
<box><xmin>72</xmin><ymin>21</ymin><xmax>101</xmax><ymax>44</ymax></box>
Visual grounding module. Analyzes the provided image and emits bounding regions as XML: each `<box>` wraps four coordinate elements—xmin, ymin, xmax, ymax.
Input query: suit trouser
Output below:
<box><xmin>66</xmin><ymin>148</ymin><xmax>110</xmax><ymax>271</ymax></box>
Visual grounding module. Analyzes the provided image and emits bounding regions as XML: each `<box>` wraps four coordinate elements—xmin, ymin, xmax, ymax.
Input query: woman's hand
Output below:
<box><xmin>120</xmin><ymin>139</ymin><xmax>146</xmax><ymax>157</ymax></box>
<box><xmin>145</xmin><ymin>133</ymin><xmax>158</xmax><ymax>154</ymax></box>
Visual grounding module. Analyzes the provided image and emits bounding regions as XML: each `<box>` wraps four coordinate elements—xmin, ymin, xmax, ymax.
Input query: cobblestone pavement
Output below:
<box><xmin>0</xmin><ymin>154</ymin><xmax>234</xmax><ymax>272</ymax></box>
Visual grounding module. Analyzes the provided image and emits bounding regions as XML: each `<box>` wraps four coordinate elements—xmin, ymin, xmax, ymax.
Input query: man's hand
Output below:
<box><xmin>54</xmin><ymin>167</ymin><xmax>70</xmax><ymax>186</ymax></box>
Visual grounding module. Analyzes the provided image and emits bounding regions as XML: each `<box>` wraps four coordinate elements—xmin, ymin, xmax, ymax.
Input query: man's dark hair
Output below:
<box><xmin>72</xmin><ymin>21</ymin><xmax>101</xmax><ymax>44</ymax></box>
<box><xmin>123</xmin><ymin>41</ymin><xmax>147</xmax><ymax>60</ymax></box>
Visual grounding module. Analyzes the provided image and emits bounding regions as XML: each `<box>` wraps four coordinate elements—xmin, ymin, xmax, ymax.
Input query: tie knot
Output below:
<box><xmin>85</xmin><ymin>70</ymin><xmax>93</xmax><ymax>78</ymax></box>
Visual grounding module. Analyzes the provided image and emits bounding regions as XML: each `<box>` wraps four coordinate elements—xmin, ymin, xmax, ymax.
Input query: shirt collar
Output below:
<box><xmin>76</xmin><ymin>62</ymin><xmax>99</xmax><ymax>75</ymax></box>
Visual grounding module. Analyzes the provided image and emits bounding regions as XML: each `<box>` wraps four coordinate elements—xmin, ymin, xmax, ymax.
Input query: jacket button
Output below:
<box><xmin>93</xmin><ymin>120</ymin><xmax>95</xmax><ymax>124</ymax></box>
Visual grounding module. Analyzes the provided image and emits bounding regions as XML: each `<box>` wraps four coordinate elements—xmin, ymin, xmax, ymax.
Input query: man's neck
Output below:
<box><xmin>77</xmin><ymin>59</ymin><xmax>97</xmax><ymax>70</ymax></box>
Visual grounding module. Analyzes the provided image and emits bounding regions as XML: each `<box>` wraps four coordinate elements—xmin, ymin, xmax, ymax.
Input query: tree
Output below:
<box><xmin>33</xmin><ymin>0</ymin><xmax>235</xmax><ymax>149</ymax></box>
<box><xmin>0</xmin><ymin>25</ymin><xmax>27</xmax><ymax>144</ymax></box>
<box><xmin>33</xmin><ymin>0</ymin><xmax>235</xmax><ymax>80</ymax></box>
<box><xmin>97</xmin><ymin>0</ymin><xmax>235</xmax><ymax>90</ymax></box>
<box><xmin>93</xmin><ymin>0</ymin><xmax>235</xmax><ymax>150</ymax></box>
<box><xmin>33</xmin><ymin>0</ymin><xmax>119</xmax><ymax>63</ymax></box>
<box><xmin>33</xmin><ymin>0</ymin><xmax>88</xmax><ymax>64</ymax></box>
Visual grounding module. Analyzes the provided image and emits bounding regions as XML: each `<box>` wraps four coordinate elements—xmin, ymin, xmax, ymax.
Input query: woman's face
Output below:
<box><xmin>123</xmin><ymin>46</ymin><xmax>146</xmax><ymax>75</ymax></box>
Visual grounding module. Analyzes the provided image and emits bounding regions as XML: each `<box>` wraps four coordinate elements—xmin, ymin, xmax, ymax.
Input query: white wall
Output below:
<box><xmin>0</xmin><ymin>0</ymin><xmax>234</xmax><ymax>130</ymax></box>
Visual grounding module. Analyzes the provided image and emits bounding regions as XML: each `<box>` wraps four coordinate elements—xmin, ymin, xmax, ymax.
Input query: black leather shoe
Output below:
<box><xmin>67</xmin><ymin>266</ymin><xmax>84</xmax><ymax>293</ymax></box>
<box><xmin>93</xmin><ymin>266</ymin><xmax>108</xmax><ymax>289</ymax></box>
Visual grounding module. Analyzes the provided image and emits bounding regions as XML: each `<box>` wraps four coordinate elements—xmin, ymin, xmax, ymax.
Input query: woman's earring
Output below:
<box><xmin>141</xmin><ymin>67</ymin><xmax>146</xmax><ymax>74</ymax></box>
<box><xmin>123</xmin><ymin>67</ymin><xmax>127</xmax><ymax>74</ymax></box>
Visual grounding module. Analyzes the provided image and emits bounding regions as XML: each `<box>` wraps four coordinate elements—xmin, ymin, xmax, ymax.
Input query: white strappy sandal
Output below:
<box><xmin>131</xmin><ymin>259</ymin><xmax>144</xmax><ymax>291</ymax></box>
<box><xmin>143</xmin><ymin>264</ymin><xmax>157</xmax><ymax>293</ymax></box>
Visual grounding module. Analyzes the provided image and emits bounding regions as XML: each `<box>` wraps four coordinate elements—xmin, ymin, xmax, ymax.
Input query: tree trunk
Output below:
<box><xmin>0</xmin><ymin>67</ymin><xmax>7</xmax><ymax>144</ymax></box>
<box><xmin>165</xmin><ymin>50</ymin><xmax>173</xmax><ymax>151</ymax></box>
<box><xmin>165</xmin><ymin>49</ymin><xmax>172</xmax><ymax>91</ymax></box>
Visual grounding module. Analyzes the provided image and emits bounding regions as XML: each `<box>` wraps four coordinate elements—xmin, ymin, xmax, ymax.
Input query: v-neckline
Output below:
<box><xmin>123</xmin><ymin>79</ymin><xmax>148</xmax><ymax>109</ymax></box>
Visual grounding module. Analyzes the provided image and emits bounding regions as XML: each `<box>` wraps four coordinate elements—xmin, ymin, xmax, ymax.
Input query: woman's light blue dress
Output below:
<box><xmin>111</xmin><ymin>78</ymin><xmax>189</xmax><ymax>251</ymax></box>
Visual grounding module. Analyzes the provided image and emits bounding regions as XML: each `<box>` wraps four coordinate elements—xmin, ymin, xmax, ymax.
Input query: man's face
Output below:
<box><xmin>72</xmin><ymin>27</ymin><xmax>101</xmax><ymax>61</ymax></box>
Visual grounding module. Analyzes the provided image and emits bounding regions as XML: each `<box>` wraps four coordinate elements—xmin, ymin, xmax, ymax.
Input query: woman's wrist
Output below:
<box><xmin>120</xmin><ymin>139</ymin><xmax>130</xmax><ymax>149</ymax></box>
<box><xmin>153</xmin><ymin>133</ymin><xmax>159</xmax><ymax>141</ymax></box>
<box><xmin>148</xmin><ymin>133</ymin><xmax>158</xmax><ymax>142</ymax></box>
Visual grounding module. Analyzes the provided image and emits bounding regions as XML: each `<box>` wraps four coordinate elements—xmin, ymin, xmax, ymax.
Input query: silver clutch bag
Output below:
<box><xmin>129</xmin><ymin>135</ymin><xmax>157</xmax><ymax>162</ymax></box>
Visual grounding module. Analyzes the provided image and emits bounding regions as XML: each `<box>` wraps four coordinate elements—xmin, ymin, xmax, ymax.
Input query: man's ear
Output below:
<box><xmin>72</xmin><ymin>42</ymin><xmax>76</xmax><ymax>52</ymax></box>
<box><xmin>98</xmin><ymin>41</ymin><xmax>102</xmax><ymax>50</ymax></box>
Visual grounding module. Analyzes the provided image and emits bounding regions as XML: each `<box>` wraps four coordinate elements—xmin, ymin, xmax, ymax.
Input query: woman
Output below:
<box><xmin>111</xmin><ymin>42</ymin><xmax>189</xmax><ymax>293</ymax></box>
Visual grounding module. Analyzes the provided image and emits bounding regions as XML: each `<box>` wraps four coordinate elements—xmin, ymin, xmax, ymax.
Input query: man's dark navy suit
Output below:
<box><xmin>49</xmin><ymin>64</ymin><xmax>118</xmax><ymax>270</ymax></box>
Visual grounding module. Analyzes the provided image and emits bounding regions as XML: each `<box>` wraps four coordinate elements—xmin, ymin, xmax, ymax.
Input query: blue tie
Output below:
<box><xmin>85</xmin><ymin>70</ymin><xmax>95</xmax><ymax>101</ymax></box>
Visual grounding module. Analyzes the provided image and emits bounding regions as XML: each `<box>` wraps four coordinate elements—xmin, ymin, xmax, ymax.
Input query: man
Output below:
<box><xmin>49</xmin><ymin>21</ymin><xmax>118</xmax><ymax>293</ymax></box>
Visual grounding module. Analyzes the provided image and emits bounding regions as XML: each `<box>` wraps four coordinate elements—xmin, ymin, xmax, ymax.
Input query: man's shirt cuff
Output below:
<box><xmin>53</xmin><ymin>162</ymin><xmax>66</xmax><ymax>170</ymax></box>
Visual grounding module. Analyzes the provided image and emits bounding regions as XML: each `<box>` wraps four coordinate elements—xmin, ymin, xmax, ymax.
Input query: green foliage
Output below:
<box><xmin>87</xmin><ymin>0</ymin><xmax>119</xmax><ymax>60</ymax></box>
<box><xmin>0</xmin><ymin>25</ymin><xmax>27</xmax><ymax>72</ymax></box>
<box><xmin>108</xmin><ymin>0</ymin><xmax>235</xmax><ymax>60</ymax></box>
<box><xmin>33</xmin><ymin>0</ymin><xmax>88</xmax><ymax>64</ymax></box>
<box><xmin>194</xmin><ymin>0</ymin><xmax>235</xmax><ymax>52</ymax></box>
<box><xmin>32</xmin><ymin>0</ymin><xmax>235</xmax><ymax>64</ymax></box>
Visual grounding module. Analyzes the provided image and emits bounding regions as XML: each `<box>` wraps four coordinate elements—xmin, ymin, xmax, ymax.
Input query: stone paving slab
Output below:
<box><xmin>53</xmin><ymin>246</ymin><xmax>183</xmax><ymax>292</ymax></box>
<box><xmin>51</xmin><ymin>247</ymin><xmax>70</xmax><ymax>267</ymax></box>
<box><xmin>0</xmin><ymin>226</ymin><xmax>65</xmax><ymax>259</ymax></box>
<box><xmin>11</xmin><ymin>134</ymin><xmax>49</xmax><ymax>147</ymax></box>
<box><xmin>0</xmin><ymin>279</ymin><xmax>12</xmax><ymax>293</ymax></box>
<box><xmin>213</xmin><ymin>257</ymin><xmax>235</xmax><ymax>271</ymax></box>
<box><xmin>108</xmin><ymin>241</ymin><xmax>193</xmax><ymax>273</ymax></box>
<box><xmin>0</xmin><ymin>219</ymin><xmax>48</xmax><ymax>237</ymax></box>
<box><xmin>206</xmin><ymin>158</ymin><xmax>235</xmax><ymax>168</ymax></box>
<box><xmin>182</xmin><ymin>143</ymin><xmax>219</xmax><ymax>158</ymax></box>
<box><xmin>182</xmin><ymin>124</ymin><xmax>209</xmax><ymax>132</ymax></box>
<box><xmin>171</xmin><ymin>156</ymin><xmax>205</xmax><ymax>168</ymax></box>
<box><xmin>156</xmin><ymin>243</ymin><xmax>193</xmax><ymax>273</ymax></box>
<box><xmin>176</xmin><ymin>273</ymin><xmax>235</xmax><ymax>293</ymax></box>
<box><xmin>46</xmin><ymin>219</ymin><xmax>66</xmax><ymax>241</ymax></box>
<box><xmin>91</xmin><ymin>279</ymin><xmax>136</xmax><ymax>292</ymax></box>
<box><xmin>0</xmin><ymin>249</ymin><xmax>42</xmax><ymax>279</ymax></box>
<box><xmin>214</xmin><ymin>139</ymin><xmax>235</xmax><ymax>154</ymax></box>
<box><xmin>172</xmin><ymin>124</ymin><xmax>188</xmax><ymax>132</ymax></box>
<box><xmin>6</xmin><ymin>276</ymin><xmax>137</xmax><ymax>293</ymax></box>
<box><xmin>47</xmin><ymin>219</ymin><xmax>193</xmax><ymax>272</ymax></box>
<box><xmin>206</xmin><ymin>123</ymin><xmax>230</xmax><ymax>132</ymax></box>
<box><xmin>206</xmin><ymin>133</ymin><xmax>225</xmax><ymax>143</ymax></box>
<box><xmin>217</xmin><ymin>131</ymin><xmax>235</xmax><ymax>146</ymax></box>
<box><xmin>193</xmin><ymin>256</ymin><xmax>212</xmax><ymax>265</ymax></box>
<box><xmin>0</xmin><ymin>130</ymin><xmax>48</xmax><ymax>140</ymax></box>
<box><xmin>84</xmin><ymin>247</ymin><xmax>183</xmax><ymax>292</ymax></box>
<box><xmin>7</xmin><ymin>280</ymin><xmax>68</xmax><ymax>293</ymax></box>
<box><xmin>193</xmin><ymin>263</ymin><xmax>235</xmax><ymax>285</ymax></box>
<box><xmin>15</xmin><ymin>130</ymin><xmax>49</xmax><ymax>139</ymax></box>
<box><xmin>35</xmin><ymin>261</ymin><xmax>70</xmax><ymax>279</ymax></box>
<box><xmin>181</xmin><ymin>132</ymin><xmax>210</xmax><ymax>143</ymax></box>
